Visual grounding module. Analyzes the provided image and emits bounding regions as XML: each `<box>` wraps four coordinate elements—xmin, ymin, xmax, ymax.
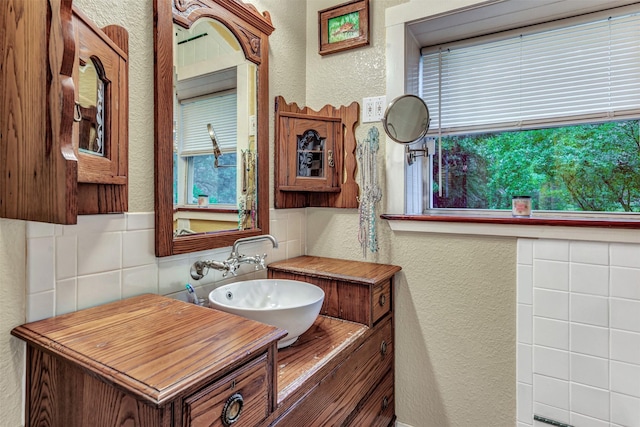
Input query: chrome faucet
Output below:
<box><xmin>190</xmin><ymin>234</ymin><xmax>279</xmax><ymax>280</ymax></box>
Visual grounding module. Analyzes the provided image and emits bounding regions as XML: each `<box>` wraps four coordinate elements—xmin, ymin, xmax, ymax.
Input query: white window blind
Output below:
<box><xmin>179</xmin><ymin>91</ymin><xmax>237</xmax><ymax>156</ymax></box>
<box><xmin>421</xmin><ymin>10</ymin><xmax>640</xmax><ymax>135</ymax></box>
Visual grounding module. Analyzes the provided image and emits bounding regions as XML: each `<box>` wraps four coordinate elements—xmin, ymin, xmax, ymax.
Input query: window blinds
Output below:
<box><xmin>421</xmin><ymin>10</ymin><xmax>640</xmax><ymax>135</ymax></box>
<box><xmin>178</xmin><ymin>91</ymin><xmax>237</xmax><ymax>156</ymax></box>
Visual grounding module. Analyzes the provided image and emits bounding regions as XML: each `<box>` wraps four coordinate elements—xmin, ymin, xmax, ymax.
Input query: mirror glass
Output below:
<box><xmin>172</xmin><ymin>18</ymin><xmax>258</xmax><ymax>236</ymax></box>
<box><xmin>382</xmin><ymin>94</ymin><xmax>430</xmax><ymax>144</ymax></box>
<box><xmin>154</xmin><ymin>0</ymin><xmax>273</xmax><ymax>256</ymax></box>
<box><xmin>77</xmin><ymin>58</ymin><xmax>105</xmax><ymax>156</ymax></box>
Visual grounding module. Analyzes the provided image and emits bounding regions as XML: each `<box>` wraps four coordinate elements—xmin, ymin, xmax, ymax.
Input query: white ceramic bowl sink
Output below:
<box><xmin>208</xmin><ymin>279</ymin><xmax>325</xmax><ymax>348</ymax></box>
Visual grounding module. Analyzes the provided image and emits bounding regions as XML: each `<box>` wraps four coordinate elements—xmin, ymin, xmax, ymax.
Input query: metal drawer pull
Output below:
<box><xmin>380</xmin><ymin>340</ymin><xmax>387</xmax><ymax>357</ymax></box>
<box><xmin>382</xmin><ymin>396</ymin><xmax>389</xmax><ymax>410</ymax></box>
<box><xmin>379</xmin><ymin>294</ymin><xmax>386</xmax><ymax>307</ymax></box>
<box><xmin>221</xmin><ymin>393</ymin><xmax>244</xmax><ymax>426</ymax></box>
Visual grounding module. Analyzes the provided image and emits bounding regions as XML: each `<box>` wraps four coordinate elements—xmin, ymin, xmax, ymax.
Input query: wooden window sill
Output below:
<box><xmin>174</xmin><ymin>206</ymin><xmax>238</xmax><ymax>214</ymax></box>
<box><xmin>381</xmin><ymin>212</ymin><xmax>640</xmax><ymax>243</ymax></box>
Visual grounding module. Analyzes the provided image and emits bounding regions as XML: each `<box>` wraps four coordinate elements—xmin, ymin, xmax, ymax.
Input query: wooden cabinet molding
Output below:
<box><xmin>0</xmin><ymin>0</ymin><xmax>129</xmax><ymax>224</ymax></box>
<box><xmin>73</xmin><ymin>6</ymin><xmax>129</xmax><ymax>215</ymax></box>
<box><xmin>274</xmin><ymin>96</ymin><xmax>360</xmax><ymax>209</ymax></box>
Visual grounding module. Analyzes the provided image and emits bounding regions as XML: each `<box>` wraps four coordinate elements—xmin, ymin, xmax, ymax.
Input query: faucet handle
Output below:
<box><xmin>226</xmin><ymin>259</ymin><xmax>239</xmax><ymax>277</ymax></box>
<box><xmin>256</xmin><ymin>253</ymin><xmax>268</xmax><ymax>270</ymax></box>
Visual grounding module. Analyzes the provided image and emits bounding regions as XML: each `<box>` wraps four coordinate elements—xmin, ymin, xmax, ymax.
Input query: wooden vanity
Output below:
<box><xmin>12</xmin><ymin>256</ymin><xmax>400</xmax><ymax>426</ymax></box>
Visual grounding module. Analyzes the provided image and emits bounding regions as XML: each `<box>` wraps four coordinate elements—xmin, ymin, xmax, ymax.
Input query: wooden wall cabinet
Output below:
<box><xmin>274</xmin><ymin>96</ymin><xmax>359</xmax><ymax>209</ymax></box>
<box><xmin>0</xmin><ymin>0</ymin><xmax>128</xmax><ymax>224</ymax></box>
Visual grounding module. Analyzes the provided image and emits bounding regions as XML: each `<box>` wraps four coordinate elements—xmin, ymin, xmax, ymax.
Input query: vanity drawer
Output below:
<box><xmin>347</xmin><ymin>370</ymin><xmax>394</xmax><ymax>427</ymax></box>
<box><xmin>184</xmin><ymin>354</ymin><xmax>269</xmax><ymax>427</ymax></box>
<box><xmin>272</xmin><ymin>317</ymin><xmax>393</xmax><ymax>426</ymax></box>
<box><xmin>372</xmin><ymin>279</ymin><xmax>391</xmax><ymax>324</ymax></box>
<box><xmin>268</xmin><ymin>270</ymin><xmax>392</xmax><ymax>326</ymax></box>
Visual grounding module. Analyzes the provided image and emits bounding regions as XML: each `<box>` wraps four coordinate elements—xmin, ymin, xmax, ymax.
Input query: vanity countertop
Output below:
<box><xmin>268</xmin><ymin>255</ymin><xmax>402</xmax><ymax>285</ymax></box>
<box><xmin>11</xmin><ymin>293</ymin><xmax>285</xmax><ymax>406</ymax></box>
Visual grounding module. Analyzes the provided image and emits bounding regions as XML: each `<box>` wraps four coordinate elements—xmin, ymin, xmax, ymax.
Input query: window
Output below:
<box><xmin>415</xmin><ymin>7</ymin><xmax>640</xmax><ymax>214</ymax></box>
<box><xmin>174</xmin><ymin>91</ymin><xmax>237</xmax><ymax>206</ymax></box>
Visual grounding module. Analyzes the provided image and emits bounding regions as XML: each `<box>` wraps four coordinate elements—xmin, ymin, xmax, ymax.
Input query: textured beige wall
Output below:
<box><xmin>0</xmin><ymin>220</ymin><xmax>26</xmax><ymax>427</ymax></box>
<box><xmin>304</xmin><ymin>1</ymin><xmax>517</xmax><ymax>426</ymax></box>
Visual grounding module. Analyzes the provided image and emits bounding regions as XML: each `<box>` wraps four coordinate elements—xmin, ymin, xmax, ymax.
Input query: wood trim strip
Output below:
<box><xmin>380</xmin><ymin>213</ymin><xmax>640</xmax><ymax>229</ymax></box>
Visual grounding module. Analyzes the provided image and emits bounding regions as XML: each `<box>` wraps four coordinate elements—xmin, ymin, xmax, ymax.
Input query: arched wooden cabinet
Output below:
<box><xmin>0</xmin><ymin>0</ymin><xmax>128</xmax><ymax>224</ymax></box>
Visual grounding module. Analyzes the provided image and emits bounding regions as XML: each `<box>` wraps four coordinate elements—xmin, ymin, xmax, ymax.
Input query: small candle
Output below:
<box><xmin>512</xmin><ymin>196</ymin><xmax>531</xmax><ymax>217</ymax></box>
<box><xmin>197</xmin><ymin>195</ymin><xmax>209</xmax><ymax>207</ymax></box>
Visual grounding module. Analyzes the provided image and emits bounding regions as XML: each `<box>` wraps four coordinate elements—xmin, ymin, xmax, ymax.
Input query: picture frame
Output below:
<box><xmin>318</xmin><ymin>0</ymin><xmax>370</xmax><ymax>56</ymax></box>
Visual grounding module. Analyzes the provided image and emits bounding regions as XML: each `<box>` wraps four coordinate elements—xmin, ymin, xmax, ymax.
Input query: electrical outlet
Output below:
<box><xmin>373</xmin><ymin>96</ymin><xmax>386</xmax><ymax>121</ymax></box>
<box><xmin>362</xmin><ymin>96</ymin><xmax>386</xmax><ymax>123</ymax></box>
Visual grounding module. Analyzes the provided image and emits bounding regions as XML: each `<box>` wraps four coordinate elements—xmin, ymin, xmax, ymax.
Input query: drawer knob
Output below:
<box><xmin>221</xmin><ymin>392</ymin><xmax>244</xmax><ymax>426</ymax></box>
<box><xmin>382</xmin><ymin>396</ymin><xmax>389</xmax><ymax>410</ymax></box>
<box><xmin>380</xmin><ymin>340</ymin><xmax>388</xmax><ymax>356</ymax></box>
<box><xmin>379</xmin><ymin>294</ymin><xmax>386</xmax><ymax>307</ymax></box>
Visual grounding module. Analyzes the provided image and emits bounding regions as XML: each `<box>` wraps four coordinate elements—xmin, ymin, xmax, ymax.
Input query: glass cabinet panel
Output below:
<box><xmin>297</xmin><ymin>130</ymin><xmax>325</xmax><ymax>178</ymax></box>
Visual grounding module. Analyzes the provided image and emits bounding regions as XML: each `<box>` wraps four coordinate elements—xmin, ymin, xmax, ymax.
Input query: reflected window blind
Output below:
<box><xmin>421</xmin><ymin>10</ymin><xmax>640</xmax><ymax>135</ymax></box>
<box><xmin>179</xmin><ymin>91</ymin><xmax>237</xmax><ymax>156</ymax></box>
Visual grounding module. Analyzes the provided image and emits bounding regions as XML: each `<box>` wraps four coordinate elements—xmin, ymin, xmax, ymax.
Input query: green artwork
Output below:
<box><xmin>328</xmin><ymin>11</ymin><xmax>360</xmax><ymax>43</ymax></box>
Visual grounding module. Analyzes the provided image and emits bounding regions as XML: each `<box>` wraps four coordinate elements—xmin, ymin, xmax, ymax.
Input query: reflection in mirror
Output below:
<box><xmin>77</xmin><ymin>58</ymin><xmax>105</xmax><ymax>156</ymax></box>
<box><xmin>172</xmin><ymin>18</ymin><xmax>258</xmax><ymax>236</ymax></box>
<box><xmin>382</xmin><ymin>94</ymin><xmax>430</xmax><ymax>144</ymax></box>
<box><xmin>154</xmin><ymin>0</ymin><xmax>274</xmax><ymax>256</ymax></box>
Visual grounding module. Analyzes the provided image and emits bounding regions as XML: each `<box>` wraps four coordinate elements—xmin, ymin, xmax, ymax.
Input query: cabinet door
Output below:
<box><xmin>0</xmin><ymin>0</ymin><xmax>78</xmax><ymax>224</ymax></box>
<box><xmin>278</xmin><ymin>115</ymin><xmax>341</xmax><ymax>192</ymax></box>
<box><xmin>73</xmin><ymin>7</ymin><xmax>129</xmax><ymax>214</ymax></box>
<box><xmin>73</xmin><ymin>9</ymin><xmax>127</xmax><ymax>186</ymax></box>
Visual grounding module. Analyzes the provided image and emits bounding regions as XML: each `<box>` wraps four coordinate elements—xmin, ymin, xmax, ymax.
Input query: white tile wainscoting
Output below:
<box><xmin>517</xmin><ymin>239</ymin><xmax>640</xmax><ymax>427</ymax></box>
<box><xmin>25</xmin><ymin>209</ymin><xmax>306</xmax><ymax>323</ymax></box>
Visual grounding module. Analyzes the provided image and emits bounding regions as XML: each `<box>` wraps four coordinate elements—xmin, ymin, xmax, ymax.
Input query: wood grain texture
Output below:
<box><xmin>269</xmin><ymin>270</ymin><xmax>387</xmax><ymax>326</ymax></box>
<box><xmin>274</xmin><ymin>96</ymin><xmax>360</xmax><ymax>209</ymax></box>
<box><xmin>345</xmin><ymin>369</ymin><xmax>394</xmax><ymax>427</ymax></box>
<box><xmin>15</xmin><ymin>259</ymin><xmax>400</xmax><ymax>426</ymax></box>
<box><xmin>270</xmin><ymin>318</ymin><xmax>393</xmax><ymax>426</ymax></box>
<box><xmin>154</xmin><ymin>0</ymin><xmax>273</xmax><ymax>257</ymax></box>
<box><xmin>381</xmin><ymin>212</ymin><xmax>640</xmax><ymax>229</ymax></box>
<box><xmin>73</xmin><ymin>7</ymin><xmax>129</xmax><ymax>214</ymax></box>
<box><xmin>268</xmin><ymin>255</ymin><xmax>401</xmax><ymax>286</ymax></box>
<box><xmin>26</xmin><ymin>345</ymin><xmax>165</xmax><ymax>427</ymax></box>
<box><xmin>12</xmin><ymin>294</ymin><xmax>285</xmax><ymax>406</ymax></box>
<box><xmin>185</xmin><ymin>354</ymin><xmax>269</xmax><ymax>427</ymax></box>
<box><xmin>276</xmin><ymin>316</ymin><xmax>367</xmax><ymax>404</ymax></box>
<box><xmin>0</xmin><ymin>0</ymin><xmax>78</xmax><ymax>224</ymax></box>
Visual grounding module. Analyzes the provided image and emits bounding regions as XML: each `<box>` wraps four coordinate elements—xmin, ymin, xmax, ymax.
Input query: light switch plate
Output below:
<box><xmin>362</xmin><ymin>96</ymin><xmax>386</xmax><ymax>123</ymax></box>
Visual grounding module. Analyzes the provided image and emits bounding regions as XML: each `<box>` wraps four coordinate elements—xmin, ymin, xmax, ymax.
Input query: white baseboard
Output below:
<box><xmin>396</xmin><ymin>422</ymin><xmax>414</xmax><ymax>427</ymax></box>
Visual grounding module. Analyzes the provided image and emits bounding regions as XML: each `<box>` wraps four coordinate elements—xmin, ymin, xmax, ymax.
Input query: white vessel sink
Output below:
<box><xmin>208</xmin><ymin>279</ymin><xmax>325</xmax><ymax>348</ymax></box>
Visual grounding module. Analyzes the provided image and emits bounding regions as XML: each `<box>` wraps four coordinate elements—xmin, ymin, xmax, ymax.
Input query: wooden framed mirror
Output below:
<box><xmin>154</xmin><ymin>0</ymin><xmax>274</xmax><ymax>256</ymax></box>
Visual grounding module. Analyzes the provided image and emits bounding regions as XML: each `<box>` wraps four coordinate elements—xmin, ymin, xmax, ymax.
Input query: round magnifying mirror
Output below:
<box><xmin>382</xmin><ymin>94</ymin><xmax>430</xmax><ymax>144</ymax></box>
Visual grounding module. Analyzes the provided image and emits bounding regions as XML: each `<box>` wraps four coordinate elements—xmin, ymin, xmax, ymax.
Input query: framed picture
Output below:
<box><xmin>318</xmin><ymin>0</ymin><xmax>370</xmax><ymax>56</ymax></box>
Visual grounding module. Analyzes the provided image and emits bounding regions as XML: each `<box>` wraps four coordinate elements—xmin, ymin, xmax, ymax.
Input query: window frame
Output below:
<box><xmin>175</xmin><ymin>90</ymin><xmax>239</xmax><ymax>208</ymax></box>
<box><xmin>384</xmin><ymin>1</ymin><xmax>640</xmax><ymax>236</ymax></box>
